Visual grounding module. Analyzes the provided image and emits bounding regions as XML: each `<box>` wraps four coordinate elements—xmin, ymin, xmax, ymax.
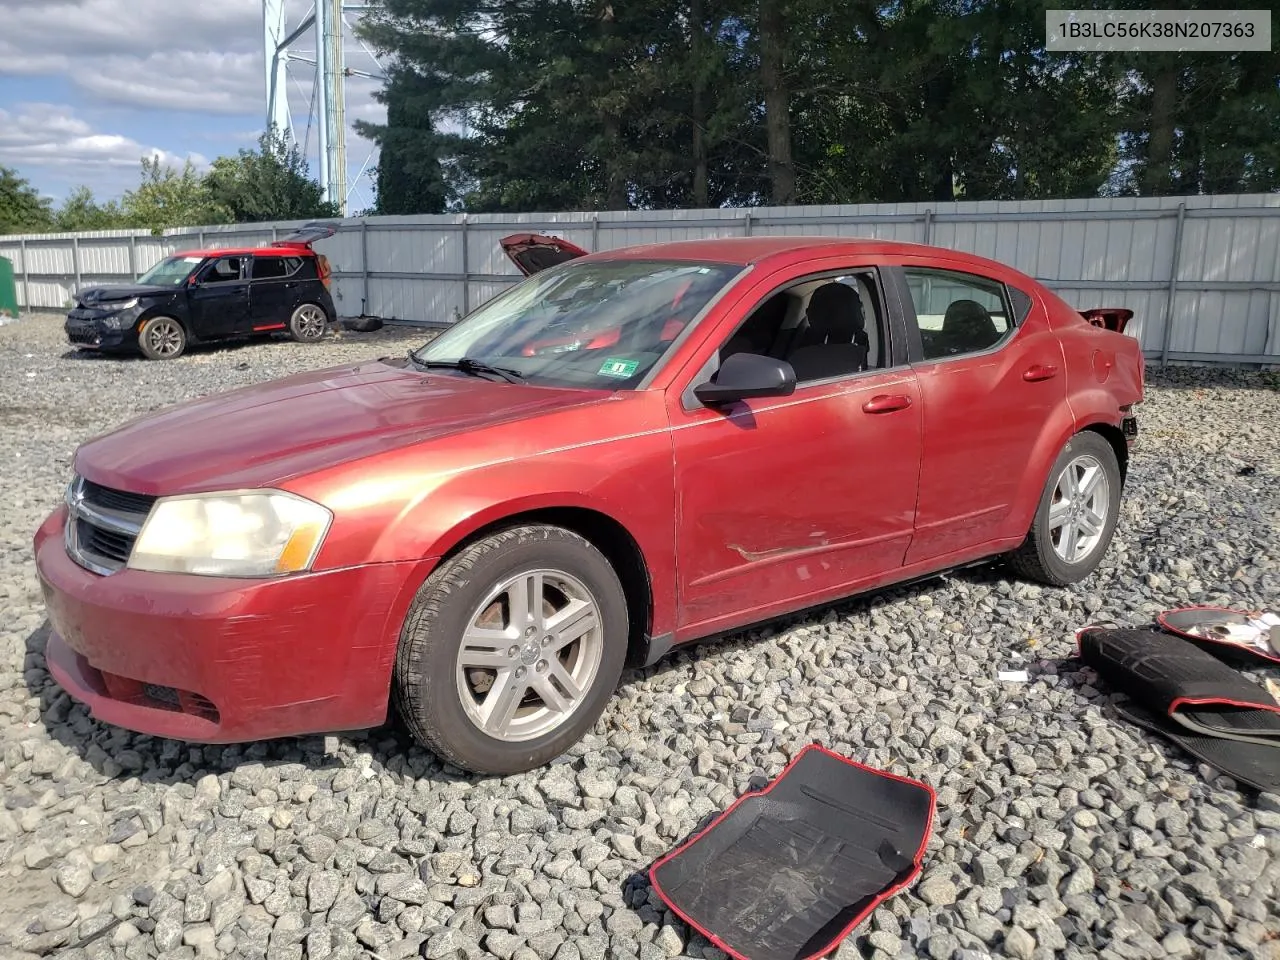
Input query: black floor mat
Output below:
<box><xmin>649</xmin><ymin>745</ymin><xmax>934</xmax><ymax>960</ymax></box>
<box><xmin>1112</xmin><ymin>700</ymin><xmax>1280</xmax><ymax>794</ymax></box>
<box><xmin>1079</xmin><ymin>627</ymin><xmax>1280</xmax><ymax>792</ymax></box>
<box><xmin>1157</xmin><ymin>606</ymin><xmax>1280</xmax><ymax>667</ymax></box>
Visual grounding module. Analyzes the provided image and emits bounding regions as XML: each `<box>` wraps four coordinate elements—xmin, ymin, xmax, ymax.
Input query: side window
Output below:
<box><xmin>903</xmin><ymin>268</ymin><xmax>1013</xmax><ymax>361</ymax></box>
<box><xmin>717</xmin><ymin>269</ymin><xmax>887</xmax><ymax>384</ymax></box>
<box><xmin>203</xmin><ymin>256</ymin><xmax>245</xmax><ymax>284</ymax></box>
<box><xmin>251</xmin><ymin>256</ymin><xmax>289</xmax><ymax>280</ymax></box>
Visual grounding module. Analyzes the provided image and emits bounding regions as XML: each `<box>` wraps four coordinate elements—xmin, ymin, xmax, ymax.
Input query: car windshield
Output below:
<box><xmin>138</xmin><ymin>256</ymin><xmax>204</xmax><ymax>286</ymax></box>
<box><xmin>412</xmin><ymin>259</ymin><xmax>742</xmax><ymax>389</ymax></box>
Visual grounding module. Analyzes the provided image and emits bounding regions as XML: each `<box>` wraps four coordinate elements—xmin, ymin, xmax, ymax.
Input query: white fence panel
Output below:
<box><xmin>1</xmin><ymin>196</ymin><xmax>1278</xmax><ymax>363</ymax></box>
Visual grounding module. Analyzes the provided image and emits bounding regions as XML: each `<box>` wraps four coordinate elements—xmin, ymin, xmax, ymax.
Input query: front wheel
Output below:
<box><xmin>288</xmin><ymin>303</ymin><xmax>329</xmax><ymax>342</ymax></box>
<box><xmin>394</xmin><ymin>525</ymin><xmax>629</xmax><ymax>774</ymax></box>
<box><xmin>1009</xmin><ymin>431</ymin><xmax>1122</xmax><ymax>586</ymax></box>
<box><xmin>137</xmin><ymin>316</ymin><xmax>186</xmax><ymax>360</ymax></box>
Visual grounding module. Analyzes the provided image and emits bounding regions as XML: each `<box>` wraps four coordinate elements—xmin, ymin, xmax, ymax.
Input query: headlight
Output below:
<box><xmin>128</xmin><ymin>491</ymin><xmax>332</xmax><ymax>577</ymax></box>
<box><xmin>110</xmin><ymin>298</ymin><xmax>139</xmax><ymax>312</ymax></box>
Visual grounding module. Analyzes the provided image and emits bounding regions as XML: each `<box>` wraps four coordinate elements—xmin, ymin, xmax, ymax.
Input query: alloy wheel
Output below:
<box><xmin>1049</xmin><ymin>454</ymin><xmax>1110</xmax><ymax>563</ymax></box>
<box><xmin>294</xmin><ymin>305</ymin><xmax>327</xmax><ymax>340</ymax></box>
<box><xmin>146</xmin><ymin>319</ymin><xmax>183</xmax><ymax>358</ymax></box>
<box><xmin>455</xmin><ymin>568</ymin><xmax>604</xmax><ymax>742</ymax></box>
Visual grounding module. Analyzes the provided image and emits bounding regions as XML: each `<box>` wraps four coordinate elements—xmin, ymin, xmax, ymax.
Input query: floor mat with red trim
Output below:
<box><xmin>648</xmin><ymin>744</ymin><xmax>935</xmax><ymax>960</ymax></box>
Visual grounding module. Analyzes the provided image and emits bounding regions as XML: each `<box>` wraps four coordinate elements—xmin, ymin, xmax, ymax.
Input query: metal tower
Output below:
<box><xmin>264</xmin><ymin>1</ymin><xmax>384</xmax><ymax>215</ymax></box>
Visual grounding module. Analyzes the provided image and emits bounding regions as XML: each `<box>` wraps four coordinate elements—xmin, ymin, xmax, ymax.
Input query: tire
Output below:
<box><xmin>137</xmin><ymin>316</ymin><xmax>186</xmax><ymax>360</ymax></box>
<box><xmin>1009</xmin><ymin>431</ymin><xmax>1122</xmax><ymax>586</ymax></box>
<box><xmin>342</xmin><ymin>315</ymin><xmax>384</xmax><ymax>333</ymax></box>
<box><xmin>394</xmin><ymin>525</ymin><xmax>629</xmax><ymax>774</ymax></box>
<box><xmin>288</xmin><ymin>303</ymin><xmax>329</xmax><ymax>342</ymax></box>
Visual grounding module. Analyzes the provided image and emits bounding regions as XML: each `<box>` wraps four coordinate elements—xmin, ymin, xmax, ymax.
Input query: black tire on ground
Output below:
<box><xmin>288</xmin><ymin>303</ymin><xmax>330</xmax><ymax>342</ymax></box>
<box><xmin>1009</xmin><ymin>431</ymin><xmax>1123</xmax><ymax>586</ymax></box>
<box><xmin>393</xmin><ymin>524</ymin><xmax>629</xmax><ymax>775</ymax></box>
<box><xmin>342</xmin><ymin>315</ymin><xmax>384</xmax><ymax>333</ymax></box>
<box><xmin>137</xmin><ymin>316</ymin><xmax>187</xmax><ymax>360</ymax></box>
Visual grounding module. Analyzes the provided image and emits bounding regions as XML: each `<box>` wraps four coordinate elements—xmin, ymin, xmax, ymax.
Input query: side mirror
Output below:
<box><xmin>694</xmin><ymin>352</ymin><xmax>797</xmax><ymax>406</ymax></box>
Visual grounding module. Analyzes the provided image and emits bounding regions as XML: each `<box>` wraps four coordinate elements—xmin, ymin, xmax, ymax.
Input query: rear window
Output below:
<box><xmin>252</xmin><ymin>256</ymin><xmax>303</xmax><ymax>280</ymax></box>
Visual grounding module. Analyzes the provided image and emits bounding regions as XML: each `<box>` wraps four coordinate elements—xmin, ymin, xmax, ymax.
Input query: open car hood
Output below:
<box><xmin>273</xmin><ymin>222</ymin><xmax>338</xmax><ymax>248</ymax></box>
<box><xmin>500</xmin><ymin>233</ymin><xmax>590</xmax><ymax>276</ymax></box>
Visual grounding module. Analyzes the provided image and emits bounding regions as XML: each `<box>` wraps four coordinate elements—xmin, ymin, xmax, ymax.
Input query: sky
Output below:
<box><xmin>0</xmin><ymin>0</ymin><xmax>386</xmax><ymax>210</ymax></box>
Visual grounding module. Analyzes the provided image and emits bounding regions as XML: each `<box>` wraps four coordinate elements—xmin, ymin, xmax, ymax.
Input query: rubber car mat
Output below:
<box><xmin>1111</xmin><ymin>699</ymin><xmax>1280</xmax><ymax>794</ymax></box>
<box><xmin>1078</xmin><ymin>627</ymin><xmax>1280</xmax><ymax>747</ymax></box>
<box><xmin>648</xmin><ymin>744</ymin><xmax>934</xmax><ymax>960</ymax></box>
<box><xmin>1157</xmin><ymin>606</ymin><xmax>1280</xmax><ymax>667</ymax></box>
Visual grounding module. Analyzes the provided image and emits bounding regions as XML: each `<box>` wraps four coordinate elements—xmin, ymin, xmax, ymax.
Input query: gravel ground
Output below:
<box><xmin>1</xmin><ymin>312</ymin><xmax>1278</xmax><ymax>960</ymax></box>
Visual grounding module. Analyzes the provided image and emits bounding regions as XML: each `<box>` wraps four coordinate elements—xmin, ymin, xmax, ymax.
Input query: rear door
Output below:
<box><xmin>189</xmin><ymin>255</ymin><xmax>252</xmax><ymax>338</ymax></box>
<box><xmin>892</xmin><ymin>263</ymin><xmax>1069</xmax><ymax>563</ymax></box>
<box><xmin>248</xmin><ymin>254</ymin><xmax>303</xmax><ymax>331</ymax></box>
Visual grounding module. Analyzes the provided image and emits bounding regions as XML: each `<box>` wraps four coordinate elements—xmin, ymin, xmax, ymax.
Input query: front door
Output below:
<box><xmin>669</xmin><ymin>263</ymin><xmax>922</xmax><ymax>638</ymax></box>
<box><xmin>189</xmin><ymin>255</ymin><xmax>252</xmax><ymax>338</ymax></box>
<box><xmin>895</xmin><ymin>263</ymin><xmax>1069</xmax><ymax>563</ymax></box>
<box><xmin>248</xmin><ymin>254</ymin><xmax>302</xmax><ymax>331</ymax></box>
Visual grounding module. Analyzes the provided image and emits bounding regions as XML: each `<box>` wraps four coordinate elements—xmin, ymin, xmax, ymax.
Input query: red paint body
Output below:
<box><xmin>34</xmin><ymin>237</ymin><xmax>1143</xmax><ymax>742</ymax></box>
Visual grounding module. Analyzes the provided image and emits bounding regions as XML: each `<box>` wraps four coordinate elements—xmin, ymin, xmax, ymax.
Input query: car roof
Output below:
<box><xmin>592</xmin><ymin>235</ymin><xmax>1018</xmax><ymax>274</ymax></box>
<box><xmin>169</xmin><ymin>244</ymin><xmax>317</xmax><ymax>258</ymax></box>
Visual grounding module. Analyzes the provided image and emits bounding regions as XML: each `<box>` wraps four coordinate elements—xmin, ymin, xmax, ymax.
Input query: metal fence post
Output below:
<box><xmin>922</xmin><ymin>209</ymin><xmax>934</xmax><ymax>245</ymax></box>
<box><xmin>591</xmin><ymin>214</ymin><xmax>600</xmax><ymax>252</ymax></box>
<box><xmin>272</xmin><ymin>225</ymin><xmax>280</xmax><ymax>243</ymax></box>
<box><xmin>19</xmin><ymin>238</ymin><xmax>30</xmax><ymax>312</ymax></box>
<box><xmin>360</xmin><ymin>219</ymin><xmax>370</xmax><ymax>315</ymax></box>
<box><xmin>128</xmin><ymin>234</ymin><xmax>139</xmax><ymax>280</ymax></box>
<box><xmin>71</xmin><ymin>236</ymin><xmax>82</xmax><ymax>294</ymax></box>
<box><xmin>743</xmin><ymin>211</ymin><xmax>754</xmax><ymax>236</ymax></box>
<box><xmin>460</xmin><ymin>215</ymin><xmax>470</xmax><ymax>316</ymax></box>
<box><xmin>1159</xmin><ymin>202</ymin><xmax>1187</xmax><ymax>368</ymax></box>
<box><xmin>198</xmin><ymin>229</ymin><xmax>206</xmax><ymax>250</ymax></box>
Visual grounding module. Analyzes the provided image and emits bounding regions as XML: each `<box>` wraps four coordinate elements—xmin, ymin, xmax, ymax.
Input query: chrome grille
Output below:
<box><xmin>65</xmin><ymin>476</ymin><xmax>156</xmax><ymax>575</ymax></box>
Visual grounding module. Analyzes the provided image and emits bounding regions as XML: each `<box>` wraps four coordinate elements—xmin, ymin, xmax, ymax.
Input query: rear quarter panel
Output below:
<box><xmin>1044</xmin><ymin>290</ymin><xmax>1145</xmax><ymax>426</ymax></box>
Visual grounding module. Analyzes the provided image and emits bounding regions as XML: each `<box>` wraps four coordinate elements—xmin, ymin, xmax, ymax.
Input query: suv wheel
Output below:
<box><xmin>394</xmin><ymin>525</ymin><xmax>628</xmax><ymax>774</ymax></box>
<box><xmin>288</xmin><ymin>304</ymin><xmax>329</xmax><ymax>342</ymax></box>
<box><xmin>138</xmin><ymin>316</ymin><xmax>186</xmax><ymax>360</ymax></box>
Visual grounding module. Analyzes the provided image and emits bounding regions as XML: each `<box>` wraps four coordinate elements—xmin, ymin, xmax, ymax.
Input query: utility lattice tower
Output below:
<box><xmin>263</xmin><ymin>0</ymin><xmax>386</xmax><ymax>215</ymax></box>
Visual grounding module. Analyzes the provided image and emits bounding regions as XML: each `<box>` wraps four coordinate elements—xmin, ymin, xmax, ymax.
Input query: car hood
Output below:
<box><xmin>77</xmin><ymin>284</ymin><xmax>174</xmax><ymax>304</ymax></box>
<box><xmin>74</xmin><ymin>359</ymin><xmax>610</xmax><ymax>495</ymax></box>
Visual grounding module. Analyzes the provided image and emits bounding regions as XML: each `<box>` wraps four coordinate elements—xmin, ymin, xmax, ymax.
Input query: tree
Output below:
<box><xmin>0</xmin><ymin>166</ymin><xmax>54</xmax><ymax>234</ymax></box>
<box><xmin>203</xmin><ymin>132</ymin><xmax>339</xmax><ymax>223</ymax></box>
<box><xmin>55</xmin><ymin>187</ymin><xmax>127</xmax><ymax>231</ymax></box>
<box><xmin>120</xmin><ymin>158</ymin><xmax>223</xmax><ymax>233</ymax></box>
<box><xmin>356</xmin><ymin>68</ymin><xmax>449</xmax><ymax>214</ymax></box>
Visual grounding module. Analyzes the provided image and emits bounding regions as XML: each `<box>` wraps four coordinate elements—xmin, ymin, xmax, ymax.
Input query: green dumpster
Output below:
<box><xmin>0</xmin><ymin>256</ymin><xmax>18</xmax><ymax>319</ymax></box>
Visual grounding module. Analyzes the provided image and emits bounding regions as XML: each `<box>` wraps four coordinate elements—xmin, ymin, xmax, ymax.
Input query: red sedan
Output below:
<box><xmin>34</xmin><ymin>237</ymin><xmax>1143</xmax><ymax>773</ymax></box>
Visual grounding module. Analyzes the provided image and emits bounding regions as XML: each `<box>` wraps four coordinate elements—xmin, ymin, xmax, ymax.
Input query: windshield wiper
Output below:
<box><xmin>417</xmin><ymin>356</ymin><xmax>527</xmax><ymax>384</ymax></box>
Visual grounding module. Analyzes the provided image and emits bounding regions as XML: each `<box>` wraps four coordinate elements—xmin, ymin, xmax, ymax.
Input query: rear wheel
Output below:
<box><xmin>394</xmin><ymin>525</ymin><xmax>628</xmax><ymax>774</ymax></box>
<box><xmin>288</xmin><ymin>303</ymin><xmax>329</xmax><ymax>342</ymax></box>
<box><xmin>137</xmin><ymin>316</ymin><xmax>186</xmax><ymax>360</ymax></box>
<box><xmin>1009</xmin><ymin>431</ymin><xmax>1122</xmax><ymax>586</ymax></box>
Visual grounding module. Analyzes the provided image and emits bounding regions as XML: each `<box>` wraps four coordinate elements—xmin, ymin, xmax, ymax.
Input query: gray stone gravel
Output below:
<box><xmin>2</xmin><ymin>312</ymin><xmax>1279</xmax><ymax>960</ymax></box>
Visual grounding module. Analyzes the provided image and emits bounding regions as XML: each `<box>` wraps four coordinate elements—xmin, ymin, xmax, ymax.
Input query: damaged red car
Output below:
<box><xmin>34</xmin><ymin>236</ymin><xmax>1143</xmax><ymax>773</ymax></box>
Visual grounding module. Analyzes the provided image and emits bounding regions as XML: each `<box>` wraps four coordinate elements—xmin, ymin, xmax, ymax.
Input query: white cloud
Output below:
<box><xmin>0</xmin><ymin>0</ymin><xmax>385</xmax><ymax>204</ymax></box>
<box><xmin>0</xmin><ymin>103</ymin><xmax>206</xmax><ymax>191</ymax></box>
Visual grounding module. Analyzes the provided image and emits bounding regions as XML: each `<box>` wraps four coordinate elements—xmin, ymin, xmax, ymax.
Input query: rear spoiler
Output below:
<box><xmin>1080</xmin><ymin>308</ymin><xmax>1133</xmax><ymax>334</ymax></box>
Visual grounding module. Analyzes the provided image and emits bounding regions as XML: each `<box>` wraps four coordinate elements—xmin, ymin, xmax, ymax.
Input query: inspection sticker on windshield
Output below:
<box><xmin>598</xmin><ymin>358</ymin><xmax>639</xmax><ymax>379</ymax></box>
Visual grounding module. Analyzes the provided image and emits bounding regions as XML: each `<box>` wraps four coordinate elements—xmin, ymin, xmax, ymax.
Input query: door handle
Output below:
<box><xmin>862</xmin><ymin>394</ymin><xmax>913</xmax><ymax>414</ymax></box>
<box><xmin>1023</xmin><ymin>364</ymin><xmax>1059</xmax><ymax>382</ymax></box>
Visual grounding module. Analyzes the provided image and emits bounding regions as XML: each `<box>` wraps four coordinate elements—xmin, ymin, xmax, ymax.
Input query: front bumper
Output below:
<box><xmin>65</xmin><ymin>311</ymin><xmax>136</xmax><ymax>351</ymax></box>
<box><xmin>34</xmin><ymin>506</ymin><xmax>430</xmax><ymax>743</ymax></box>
